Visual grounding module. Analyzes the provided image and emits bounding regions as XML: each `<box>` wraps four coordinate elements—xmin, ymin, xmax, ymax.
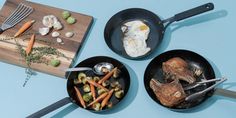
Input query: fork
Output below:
<box><xmin>0</xmin><ymin>3</ymin><xmax>33</xmax><ymax>33</ymax></box>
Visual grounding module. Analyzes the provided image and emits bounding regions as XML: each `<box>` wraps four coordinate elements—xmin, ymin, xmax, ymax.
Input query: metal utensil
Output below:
<box><xmin>0</xmin><ymin>3</ymin><xmax>33</xmax><ymax>33</ymax></box>
<box><xmin>65</xmin><ymin>62</ymin><xmax>114</xmax><ymax>75</ymax></box>
<box><xmin>185</xmin><ymin>77</ymin><xmax>227</xmax><ymax>101</ymax></box>
<box><xmin>184</xmin><ymin>78</ymin><xmax>222</xmax><ymax>90</ymax></box>
<box><xmin>215</xmin><ymin>88</ymin><xmax>236</xmax><ymax>99</ymax></box>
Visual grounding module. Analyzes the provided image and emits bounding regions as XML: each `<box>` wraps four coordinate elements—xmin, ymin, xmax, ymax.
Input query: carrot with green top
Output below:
<box><xmin>25</xmin><ymin>34</ymin><xmax>35</xmax><ymax>55</ymax></box>
<box><xmin>87</xmin><ymin>92</ymin><xmax>108</xmax><ymax>107</ymax></box>
<box><xmin>98</xmin><ymin>67</ymin><xmax>117</xmax><ymax>84</ymax></box>
<box><xmin>101</xmin><ymin>89</ymin><xmax>114</xmax><ymax>109</ymax></box>
<box><xmin>74</xmin><ymin>86</ymin><xmax>86</xmax><ymax>108</ymax></box>
<box><xmin>14</xmin><ymin>20</ymin><xmax>35</xmax><ymax>38</ymax></box>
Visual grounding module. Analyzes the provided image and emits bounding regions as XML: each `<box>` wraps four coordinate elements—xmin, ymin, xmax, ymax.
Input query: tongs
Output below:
<box><xmin>185</xmin><ymin>77</ymin><xmax>227</xmax><ymax>101</ymax></box>
<box><xmin>183</xmin><ymin>77</ymin><xmax>223</xmax><ymax>90</ymax></box>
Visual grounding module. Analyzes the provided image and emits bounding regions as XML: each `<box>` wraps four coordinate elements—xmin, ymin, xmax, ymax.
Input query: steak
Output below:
<box><xmin>150</xmin><ymin>78</ymin><xmax>186</xmax><ymax>107</ymax></box>
<box><xmin>162</xmin><ymin>57</ymin><xmax>196</xmax><ymax>84</ymax></box>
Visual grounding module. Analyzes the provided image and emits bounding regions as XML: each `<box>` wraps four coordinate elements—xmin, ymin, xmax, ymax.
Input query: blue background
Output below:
<box><xmin>0</xmin><ymin>0</ymin><xmax>236</xmax><ymax>118</ymax></box>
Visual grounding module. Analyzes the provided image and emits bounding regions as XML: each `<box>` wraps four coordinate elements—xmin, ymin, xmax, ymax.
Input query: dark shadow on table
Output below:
<box><xmin>95</xmin><ymin>63</ymin><xmax>139</xmax><ymax>114</ymax></box>
<box><xmin>146</xmin><ymin>10</ymin><xmax>228</xmax><ymax>60</ymax></box>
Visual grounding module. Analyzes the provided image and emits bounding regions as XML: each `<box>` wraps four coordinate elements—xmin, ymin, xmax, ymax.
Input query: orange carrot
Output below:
<box><xmin>101</xmin><ymin>89</ymin><xmax>114</xmax><ymax>109</ymax></box>
<box><xmin>90</xmin><ymin>83</ymin><xmax>96</xmax><ymax>100</ymax></box>
<box><xmin>98</xmin><ymin>67</ymin><xmax>117</xmax><ymax>84</ymax></box>
<box><xmin>14</xmin><ymin>20</ymin><xmax>35</xmax><ymax>37</ymax></box>
<box><xmin>87</xmin><ymin>79</ymin><xmax>109</xmax><ymax>91</ymax></box>
<box><xmin>87</xmin><ymin>92</ymin><xmax>108</xmax><ymax>107</ymax></box>
<box><xmin>25</xmin><ymin>34</ymin><xmax>35</xmax><ymax>55</ymax></box>
<box><xmin>74</xmin><ymin>86</ymin><xmax>86</xmax><ymax>108</ymax></box>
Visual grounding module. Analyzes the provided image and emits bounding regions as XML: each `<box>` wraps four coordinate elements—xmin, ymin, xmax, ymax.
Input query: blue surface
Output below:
<box><xmin>0</xmin><ymin>0</ymin><xmax>236</xmax><ymax>118</ymax></box>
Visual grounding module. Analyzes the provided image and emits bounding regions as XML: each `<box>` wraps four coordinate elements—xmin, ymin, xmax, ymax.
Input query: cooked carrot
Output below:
<box><xmin>14</xmin><ymin>20</ymin><xmax>35</xmax><ymax>38</ymax></box>
<box><xmin>87</xmin><ymin>79</ymin><xmax>109</xmax><ymax>91</ymax></box>
<box><xmin>98</xmin><ymin>67</ymin><xmax>117</xmax><ymax>84</ymax></box>
<box><xmin>74</xmin><ymin>86</ymin><xmax>86</xmax><ymax>108</ymax></box>
<box><xmin>90</xmin><ymin>83</ymin><xmax>96</xmax><ymax>100</ymax></box>
<box><xmin>87</xmin><ymin>92</ymin><xmax>108</xmax><ymax>107</ymax></box>
<box><xmin>25</xmin><ymin>34</ymin><xmax>35</xmax><ymax>55</ymax></box>
<box><xmin>101</xmin><ymin>89</ymin><xmax>114</xmax><ymax>109</ymax></box>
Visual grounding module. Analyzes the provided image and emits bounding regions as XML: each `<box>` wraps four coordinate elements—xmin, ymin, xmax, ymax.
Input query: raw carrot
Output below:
<box><xmin>87</xmin><ymin>79</ymin><xmax>109</xmax><ymax>91</ymax></box>
<box><xmin>74</xmin><ymin>86</ymin><xmax>86</xmax><ymax>108</ymax></box>
<box><xmin>87</xmin><ymin>92</ymin><xmax>108</xmax><ymax>107</ymax></box>
<box><xmin>25</xmin><ymin>34</ymin><xmax>35</xmax><ymax>55</ymax></box>
<box><xmin>98</xmin><ymin>67</ymin><xmax>117</xmax><ymax>84</ymax></box>
<box><xmin>101</xmin><ymin>89</ymin><xmax>114</xmax><ymax>109</ymax></box>
<box><xmin>90</xmin><ymin>83</ymin><xmax>96</xmax><ymax>100</ymax></box>
<box><xmin>14</xmin><ymin>20</ymin><xmax>35</xmax><ymax>38</ymax></box>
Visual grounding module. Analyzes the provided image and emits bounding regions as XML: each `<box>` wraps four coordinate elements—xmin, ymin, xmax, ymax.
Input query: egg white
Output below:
<box><xmin>121</xmin><ymin>20</ymin><xmax>151</xmax><ymax>57</ymax></box>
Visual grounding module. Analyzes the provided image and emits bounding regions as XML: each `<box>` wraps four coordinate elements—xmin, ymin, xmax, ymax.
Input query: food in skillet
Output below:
<box><xmin>150</xmin><ymin>79</ymin><xmax>186</xmax><ymax>107</ymax></box>
<box><xmin>150</xmin><ymin>57</ymin><xmax>199</xmax><ymax>107</ymax></box>
<box><xmin>121</xmin><ymin>20</ymin><xmax>151</xmax><ymax>57</ymax></box>
<box><xmin>162</xmin><ymin>57</ymin><xmax>196</xmax><ymax>84</ymax></box>
<box><xmin>73</xmin><ymin>67</ymin><xmax>124</xmax><ymax>111</ymax></box>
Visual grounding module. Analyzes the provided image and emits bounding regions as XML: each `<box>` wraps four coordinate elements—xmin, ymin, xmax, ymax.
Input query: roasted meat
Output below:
<box><xmin>162</xmin><ymin>57</ymin><xmax>196</xmax><ymax>84</ymax></box>
<box><xmin>150</xmin><ymin>78</ymin><xmax>186</xmax><ymax>107</ymax></box>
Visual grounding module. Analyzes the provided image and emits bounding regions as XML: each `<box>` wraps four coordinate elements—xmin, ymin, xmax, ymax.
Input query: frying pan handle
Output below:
<box><xmin>174</xmin><ymin>3</ymin><xmax>214</xmax><ymax>21</ymax></box>
<box><xmin>26</xmin><ymin>97</ymin><xmax>72</xmax><ymax>118</ymax></box>
<box><xmin>215</xmin><ymin>88</ymin><xmax>236</xmax><ymax>99</ymax></box>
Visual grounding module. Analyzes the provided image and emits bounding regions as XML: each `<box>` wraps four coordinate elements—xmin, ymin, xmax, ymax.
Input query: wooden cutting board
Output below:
<box><xmin>0</xmin><ymin>0</ymin><xmax>93</xmax><ymax>78</ymax></box>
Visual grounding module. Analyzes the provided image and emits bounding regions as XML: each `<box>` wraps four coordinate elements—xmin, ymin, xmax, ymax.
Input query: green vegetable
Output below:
<box><xmin>74</xmin><ymin>72</ymin><xmax>86</xmax><ymax>84</ymax></box>
<box><xmin>50</xmin><ymin>59</ymin><xmax>60</xmax><ymax>67</ymax></box>
<box><xmin>83</xmin><ymin>84</ymin><xmax>91</xmax><ymax>92</ymax></box>
<box><xmin>93</xmin><ymin>76</ymin><xmax>100</xmax><ymax>83</ymax></box>
<box><xmin>113</xmin><ymin>69</ymin><xmax>121</xmax><ymax>78</ymax></box>
<box><xmin>92</xmin><ymin>102</ymin><xmax>101</xmax><ymax>111</ymax></box>
<box><xmin>62</xmin><ymin>11</ymin><xmax>71</xmax><ymax>19</ymax></box>
<box><xmin>98</xmin><ymin>88</ymin><xmax>106</xmax><ymax>95</ymax></box>
<box><xmin>102</xmin><ymin>80</ymin><xmax>110</xmax><ymax>87</ymax></box>
<box><xmin>114</xmin><ymin>84</ymin><xmax>122</xmax><ymax>92</ymax></box>
<box><xmin>83</xmin><ymin>92</ymin><xmax>92</xmax><ymax>102</ymax></box>
<box><xmin>67</xmin><ymin>17</ymin><xmax>76</xmax><ymax>24</ymax></box>
<box><xmin>110</xmin><ymin>81</ymin><xmax>119</xmax><ymax>88</ymax></box>
<box><xmin>115</xmin><ymin>90</ymin><xmax>124</xmax><ymax>99</ymax></box>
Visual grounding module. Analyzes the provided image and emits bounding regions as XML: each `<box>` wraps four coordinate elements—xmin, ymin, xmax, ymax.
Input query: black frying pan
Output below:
<box><xmin>144</xmin><ymin>49</ymin><xmax>216</xmax><ymax>110</ymax></box>
<box><xmin>104</xmin><ymin>3</ymin><xmax>214</xmax><ymax>60</ymax></box>
<box><xmin>27</xmin><ymin>56</ymin><xmax>130</xmax><ymax>118</ymax></box>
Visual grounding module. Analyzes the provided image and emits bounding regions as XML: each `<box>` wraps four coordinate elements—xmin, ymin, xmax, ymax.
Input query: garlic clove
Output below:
<box><xmin>65</xmin><ymin>32</ymin><xmax>74</xmax><ymax>38</ymax></box>
<box><xmin>56</xmin><ymin>38</ymin><xmax>63</xmax><ymax>43</ymax></box>
<box><xmin>53</xmin><ymin>21</ymin><xmax>63</xmax><ymax>30</ymax></box>
<box><xmin>43</xmin><ymin>15</ymin><xmax>59</xmax><ymax>28</ymax></box>
<box><xmin>39</xmin><ymin>27</ymin><xmax>50</xmax><ymax>36</ymax></box>
<box><xmin>52</xmin><ymin>31</ymin><xmax>60</xmax><ymax>37</ymax></box>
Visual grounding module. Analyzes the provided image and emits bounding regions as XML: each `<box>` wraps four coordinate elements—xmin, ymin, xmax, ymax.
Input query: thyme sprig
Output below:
<box><xmin>14</xmin><ymin>38</ymin><xmax>70</xmax><ymax>87</ymax></box>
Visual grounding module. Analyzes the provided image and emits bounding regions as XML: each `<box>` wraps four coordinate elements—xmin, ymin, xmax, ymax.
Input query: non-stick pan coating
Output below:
<box><xmin>104</xmin><ymin>8</ymin><xmax>164</xmax><ymax>59</ymax></box>
<box><xmin>67</xmin><ymin>56</ymin><xmax>130</xmax><ymax>111</ymax></box>
<box><xmin>144</xmin><ymin>50</ymin><xmax>215</xmax><ymax>110</ymax></box>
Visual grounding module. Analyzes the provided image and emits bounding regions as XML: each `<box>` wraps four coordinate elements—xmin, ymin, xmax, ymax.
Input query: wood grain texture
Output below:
<box><xmin>0</xmin><ymin>0</ymin><xmax>93</xmax><ymax>78</ymax></box>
